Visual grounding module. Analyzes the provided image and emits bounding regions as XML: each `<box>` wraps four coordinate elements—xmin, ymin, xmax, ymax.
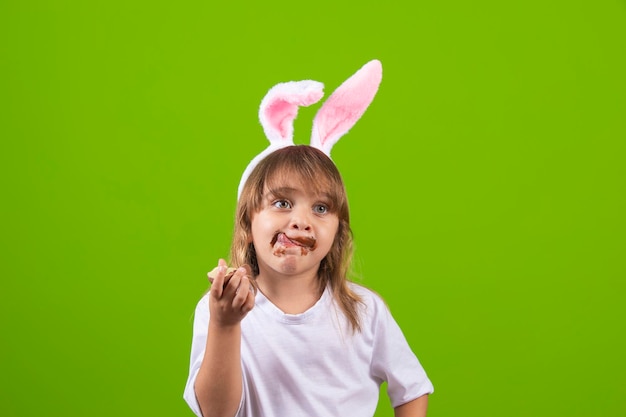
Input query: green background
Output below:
<box><xmin>2</xmin><ymin>1</ymin><xmax>625</xmax><ymax>416</ymax></box>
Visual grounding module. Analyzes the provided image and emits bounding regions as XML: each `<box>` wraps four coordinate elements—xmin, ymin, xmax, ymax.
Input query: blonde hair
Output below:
<box><xmin>230</xmin><ymin>145</ymin><xmax>363</xmax><ymax>332</ymax></box>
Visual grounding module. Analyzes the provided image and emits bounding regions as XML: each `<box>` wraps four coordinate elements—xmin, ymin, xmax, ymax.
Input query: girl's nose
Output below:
<box><xmin>289</xmin><ymin>209</ymin><xmax>311</xmax><ymax>231</ymax></box>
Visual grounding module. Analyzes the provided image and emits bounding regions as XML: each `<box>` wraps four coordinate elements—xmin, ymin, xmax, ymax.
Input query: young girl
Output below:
<box><xmin>183</xmin><ymin>60</ymin><xmax>434</xmax><ymax>417</ymax></box>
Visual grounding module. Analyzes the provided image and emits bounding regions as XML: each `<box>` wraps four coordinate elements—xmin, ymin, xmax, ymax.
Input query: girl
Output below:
<box><xmin>183</xmin><ymin>61</ymin><xmax>434</xmax><ymax>417</ymax></box>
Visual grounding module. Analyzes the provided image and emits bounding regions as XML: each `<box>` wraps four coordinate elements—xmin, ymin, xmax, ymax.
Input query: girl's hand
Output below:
<box><xmin>207</xmin><ymin>259</ymin><xmax>256</xmax><ymax>327</ymax></box>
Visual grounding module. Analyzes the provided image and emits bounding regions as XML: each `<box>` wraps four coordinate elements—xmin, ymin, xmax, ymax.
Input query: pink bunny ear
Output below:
<box><xmin>310</xmin><ymin>59</ymin><xmax>383</xmax><ymax>155</ymax></box>
<box><xmin>311</xmin><ymin>59</ymin><xmax>383</xmax><ymax>156</ymax></box>
<box><xmin>238</xmin><ymin>80</ymin><xmax>324</xmax><ymax>199</ymax></box>
<box><xmin>259</xmin><ymin>80</ymin><xmax>325</xmax><ymax>143</ymax></box>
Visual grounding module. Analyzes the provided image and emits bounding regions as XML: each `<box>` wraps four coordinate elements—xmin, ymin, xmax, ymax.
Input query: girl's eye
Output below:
<box><xmin>273</xmin><ymin>200</ymin><xmax>291</xmax><ymax>209</ymax></box>
<box><xmin>313</xmin><ymin>204</ymin><xmax>329</xmax><ymax>214</ymax></box>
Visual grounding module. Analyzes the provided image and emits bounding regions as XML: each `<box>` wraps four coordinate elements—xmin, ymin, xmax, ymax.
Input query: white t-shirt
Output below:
<box><xmin>183</xmin><ymin>283</ymin><xmax>433</xmax><ymax>417</ymax></box>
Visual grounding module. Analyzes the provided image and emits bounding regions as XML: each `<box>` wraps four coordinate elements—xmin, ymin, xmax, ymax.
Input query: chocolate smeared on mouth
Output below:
<box><xmin>291</xmin><ymin>236</ymin><xmax>317</xmax><ymax>249</ymax></box>
<box><xmin>270</xmin><ymin>232</ymin><xmax>317</xmax><ymax>256</ymax></box>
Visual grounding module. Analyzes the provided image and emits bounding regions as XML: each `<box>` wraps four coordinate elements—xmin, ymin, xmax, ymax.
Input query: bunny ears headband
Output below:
<box><xmin>237</xmin><ymin>59</ymin><xmax>383</xmax><ymax>198</ymax></box>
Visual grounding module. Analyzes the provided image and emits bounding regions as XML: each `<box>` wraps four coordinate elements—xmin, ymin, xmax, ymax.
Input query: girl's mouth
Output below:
<box><xmin>270</xmin><ymin>233</ymin><xmax>317</xmax><ymax>255</ymax></box>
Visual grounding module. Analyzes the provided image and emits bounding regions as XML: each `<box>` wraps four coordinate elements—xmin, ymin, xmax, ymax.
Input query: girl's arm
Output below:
<box><xmin>194</xmin><ymin>261</ymin><xmax>255</xmax><ymax>417</ymax></box>
<box><xmin>394</xmin><ymin>394</ymin><xmax>429</xmax><ymax>417</ymax></box>
<box><xmin>195</xmin><ymin>323</ymin><xmax>243</xmax><ymax>417</ymax></box>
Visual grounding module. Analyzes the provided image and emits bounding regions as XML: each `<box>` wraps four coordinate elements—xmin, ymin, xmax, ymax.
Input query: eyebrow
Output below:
<box><xmin>268</xmin><ymin>186</ymin><xmax>299</xmax><ymax>195</ymax></box>
<box><xmin>267</xmin><ymin>186</ymin><xmax>333</xmax><ymax>201</ymax></box>
<box><xmin>265</xmin><ymin>187</ymin><xmax>297</xmax><ymax>200</ymax></box>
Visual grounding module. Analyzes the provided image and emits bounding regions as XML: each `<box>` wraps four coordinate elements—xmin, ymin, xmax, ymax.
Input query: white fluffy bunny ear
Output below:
<box><xmin>259</xmin><ymin>80</ymin><xmax>325</xmax><ymax>143</ymax></box>
<box><xmin>238</xmin><ymin>80</ymin><xmax>324</xmax><ymax>198</ymax></box>
<box><xmin>310</xmin><ymin>59</ymin><xmax>383</xmax><ymax>156</ymax></box>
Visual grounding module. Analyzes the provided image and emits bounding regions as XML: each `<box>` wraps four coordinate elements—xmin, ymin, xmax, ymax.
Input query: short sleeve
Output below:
<box><xmin>183</xmin><ymin>294</ymin><xmax>210</xmax><ymax>417</ymax></box>
<box><xmin>368</xmin><ymin>296</ymin><xmax>434</xmax><ymax>407</ymax></box>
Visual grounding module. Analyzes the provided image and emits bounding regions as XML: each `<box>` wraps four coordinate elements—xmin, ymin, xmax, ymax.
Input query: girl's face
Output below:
<box><xmin>250</xmin><ymin>178</ymin><xmax>339</xmax><ymax>278</ymax></box>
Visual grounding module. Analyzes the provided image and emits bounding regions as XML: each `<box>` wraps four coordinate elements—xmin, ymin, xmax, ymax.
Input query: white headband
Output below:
<box><xmin>237</xmin><ymin>59</ymin><xmax>383</xmax><ymax>199</ymax></box>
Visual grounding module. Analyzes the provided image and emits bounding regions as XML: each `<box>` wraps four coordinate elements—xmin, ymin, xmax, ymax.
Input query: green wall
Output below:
<box><xmin>2</xmin><ymin>1</ymin><xmax>625</xmax><ymax>416</ymax></box>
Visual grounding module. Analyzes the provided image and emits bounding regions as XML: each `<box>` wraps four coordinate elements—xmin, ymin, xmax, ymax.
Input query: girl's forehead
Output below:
<box><xmin>267</xmin><ymin>167</ymin><xmax>326</xmax><ymax>187</ymax></box>
<box><xmin>264</xmin><ymin>175</ymin><xmax>333</xmax><ymax>198</ymax></box>
<box><xmin>265</xmin><ymin>180</ymin><xmax>318</xmax><ymax>196</ymax></box>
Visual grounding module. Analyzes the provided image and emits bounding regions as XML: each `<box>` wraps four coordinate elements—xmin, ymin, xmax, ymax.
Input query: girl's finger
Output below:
<box><xmin>223</xmin><ymin>270</ymin><xmax>244</xmax><ymax>299</ymax></box>
<box><xmin>242</xmin><ymin>282</ymin><xmax>256</xmax><ymax>313</ymax></box>
<box><xmin>233</xmin><ymin>276</ymin><xmax>255</xmax><ymax>311</ymax></box>
<box><xmin>209</xmin><ymin>263</ymin><xmax>228</xmax><ymax>299</ymax></box>
<box><xmin>232</xmin><ymin>279</ymin><xmax>247</xmax><ymax>309</ymax></box>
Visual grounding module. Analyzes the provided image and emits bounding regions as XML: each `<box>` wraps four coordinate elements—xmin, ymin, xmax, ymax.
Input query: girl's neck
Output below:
<box><xmin>255</xmin><ymin>271</ymin><xmax>323</xmax><ymax>315</ymax></box>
